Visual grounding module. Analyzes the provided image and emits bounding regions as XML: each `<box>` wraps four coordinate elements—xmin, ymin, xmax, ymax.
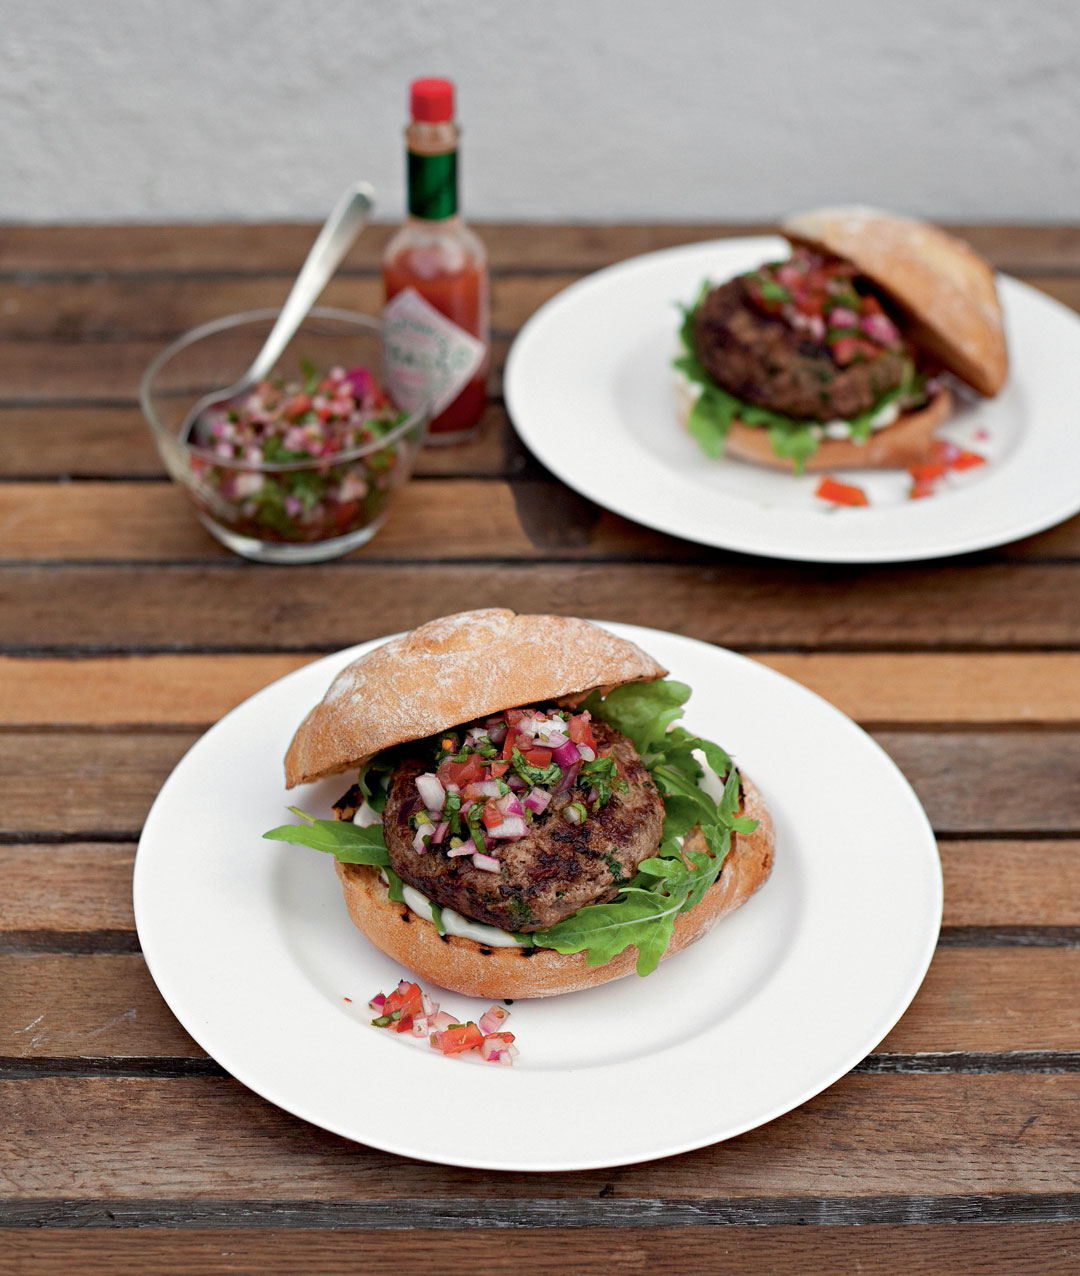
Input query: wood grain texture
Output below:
<box><xmin>0</xmin><ymin>403</ymin><xmax>521</xmax><ymax>479</ymax></box>
<box><xmin>3</xmin><ymin>652</ymin><xmax>1080</xmax><ymax>727</ymax></box>
<box><xmin>3</xmin><ymin>221</ymin><xmax>1079</xmax><ymax>272</ymax></box>
<box><xmin>2</xmin><ymin>1074</ymin><xmax>1077</xmax><ymax>1198</ymax></box>
<box><xmin>3</xmin><ymin>949</ymin><xmax>1077</xmax><ymax>1061</ymax></box>
<box><xmin>3</xmin><ymin>1224</ymin><xmax>1078</xmax><ymax>1276</ymax></box>
<box><xmin>4</xmin><ymin>841</ymin><xmax>1080</xmax><ymax>934</ymax></box>
<box><xmin>2</xmin><ymin>730</ymin><xmax>1078</xmax><ymax>836</ymax></box>
<box><xmin>3</xmin><ymin>563</ymin><xmax>1080</xmax><ymax>651</ymax></box>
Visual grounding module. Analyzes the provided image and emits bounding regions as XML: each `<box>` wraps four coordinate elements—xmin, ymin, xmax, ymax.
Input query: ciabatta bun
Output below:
<box><xmin>334</xmin><ymin>774</ymin><xmax>774</xmax><ymax>999</ymax></box>
<box><xmin>782</xmin><ymin>205</ymin><xmax>1007</xmax><ymax>397</ymax></box>
<box><xmin>285</xmin><ymin>609</ymin><xmax>666</xmax><ymax>788</ymax></box>
<box><xmin>674</xmin><ymin>372</ymin><xmax>954</xmax><ymax>473</ymax></box>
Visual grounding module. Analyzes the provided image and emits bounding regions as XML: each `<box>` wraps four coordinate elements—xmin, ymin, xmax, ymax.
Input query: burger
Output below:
<box><xmin>265</xmin><ymin>609</ymin><xmax>774</xmax><ymax>999</ymax></box>
<box><xmin>675</xmin><ymin>206</ymin><xmax>1008</xmax><ymax>473</ymax></box>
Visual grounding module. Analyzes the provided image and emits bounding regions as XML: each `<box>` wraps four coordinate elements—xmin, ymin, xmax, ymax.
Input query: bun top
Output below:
<box><xmin>781</xmin><ymin>205</ymin><xmax>1008</xmax><ymax>397</ymax></box>
<box><xmin>284</xmin><ymin>609</ymin><xmax>667</xmax><ymax>788</ymax></box>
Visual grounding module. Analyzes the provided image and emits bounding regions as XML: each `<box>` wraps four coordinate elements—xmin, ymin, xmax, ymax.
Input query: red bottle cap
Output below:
<box><xmin>410</xmin><ymin>77</ymin><xmax>454</xmax><ymax>123</ymax></box>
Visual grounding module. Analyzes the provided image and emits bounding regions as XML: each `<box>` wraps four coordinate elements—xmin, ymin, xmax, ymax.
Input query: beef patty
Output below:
<box><xmin>381</xmin><ymin>720</ymin><xmax>664</xmax><ymax>933</ymax></box>
<box><xmin>692</xmin><ymin>278</ymin><xmax>908</xmax><ymax>421</ymax></box>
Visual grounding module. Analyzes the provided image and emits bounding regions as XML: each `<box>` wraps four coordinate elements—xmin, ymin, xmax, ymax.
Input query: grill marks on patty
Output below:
<box><xmin>692</xmin><ymin>277</ymin><xmax>909</xmax><ymax>421</ymax></box>
<box><xmin>381</xmin><ymin>720</ymin><xmax>664</xmax><ymax>932</ymax></box>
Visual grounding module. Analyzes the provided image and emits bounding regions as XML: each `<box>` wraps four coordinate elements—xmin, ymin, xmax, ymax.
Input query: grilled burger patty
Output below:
<box><xmin>692</xmin><ymin>278</ymin><xmax>909</xmax><ymax>421</ymax></box>
<box><xmin>381</xmin><ymin>720</ymin><xmax>664</xmax><ymax>933</ymax></box>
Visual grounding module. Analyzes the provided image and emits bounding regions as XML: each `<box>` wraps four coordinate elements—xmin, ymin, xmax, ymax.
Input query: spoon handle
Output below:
<box><xmin>246</xmin><ymin>180</ymin><xmax>375</xmax><ymax>384</ymax></box>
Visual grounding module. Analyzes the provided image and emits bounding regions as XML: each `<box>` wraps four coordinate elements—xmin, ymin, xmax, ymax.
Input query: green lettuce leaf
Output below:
<box><xmin>262</xmin><ymin>806</ymin><xmax>390</xmax><ymax>865</ymax></box>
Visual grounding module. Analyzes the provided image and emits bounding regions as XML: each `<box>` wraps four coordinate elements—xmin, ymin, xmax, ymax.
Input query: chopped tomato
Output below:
<box><xmin>568</xmin><ymin>713</ymin><xmax>597</xmax><ymax>752</ymax></box>
<box><xmin>909</xmin><ymin>477</ymin><xmax>937</xmax><ymax>500</ymax></box>
<box><xmin>908</xmin><ymin>462</ymin><xmax>947</xmax><ymax>483</ymax></box>
<box><xmin>951</xmin><ymin>449</ymin><xmax>986</xmax><ymax>471</ymax></box>
<box><xmin>500</xmin><ymin>731</ymin><xmax>517</xmax><ymax>760</ymax></box>
<box><xmin>524</xmin><ymin>747</ymin><xmax>552</xmax><ymax>767</ymax></box>
<box><xmin>282</xmin><ymin>393</ymin><xmax>311</xmax><ymax>418</ymax></box>
<box><xmin>504</xmin><ymin>709</ymin><xmax>527</xmax><ymax>727</ymax></box>
<box><xmin>384</xmin><ymin>982</ymin><xmax>422</xmax><ymax>1019</ymax></box>
<box><xmin>828</xmin><ymin>335</ymin><xmax>863</xmax><ymax>366</ymax></box>
<box><xmin>481</xmin><ymin>801</ymin><xmax>504</xmax><ymax>829</ymax></box>
<box><xmin>434</xmin><ymin>1022</ymin><xmax>484</xmax><ymax>1054</ymax></box>
<box><xmin>489</xmin><ymin>760</ymin><xmax>509</xmax><ymax>778</ymax></box>
<box><xmin>815</xmin><ymin>477</ymin><xmax>869</xmax><ymax>507</ymax></box>
<box><xmin>438</xmin><ymin>753</ymin><xmax>486</xmax><ymax>788</ymax></box>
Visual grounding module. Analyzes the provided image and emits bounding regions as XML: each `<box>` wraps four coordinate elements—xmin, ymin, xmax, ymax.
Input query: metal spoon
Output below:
<box><xmin>181</xmin><ymin>179</ymin><xmax>375</xmax><ymax>441</ymax></box>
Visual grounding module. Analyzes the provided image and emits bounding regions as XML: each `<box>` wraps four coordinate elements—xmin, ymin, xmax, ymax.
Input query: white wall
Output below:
<box><xmin>2</xmin><ymin>0</ymin><xmax>1078</xmax><ymax>223</ymax></box>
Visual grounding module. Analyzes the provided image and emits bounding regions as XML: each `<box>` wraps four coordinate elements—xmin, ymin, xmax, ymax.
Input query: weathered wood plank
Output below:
<box><xmin>4</xmin><ymin>653</ymin><xmax>1078</xmax><ymax>728</ymax></box>
<box><xmin>0</xmin><ymin>337</ymin><xmax>511</xmax><ymax>403</ymax></box>
<box><xmin>2</xmin><ymin>563</ymin><xmax>1080</xmax><ymax>651</ymax></box>
<box><xmin>3</xmin><ymin>1224</ymin><xmax>1078</xmax><ymax>1276</ymax></box>
<box><xmin>0</xmin><ymin>403</ymin><xmax>521</xmax><ymax>479</ymax></box>
<box><xmin>4</xmin><ymin>841</ymin><xmax>1079</xmax><ymax>934</ymax></box>
<box><xmin>0</xmin><ymin>480</ymin><xmax>674</xmax><ymax>562</ymax></box>
<box><xmin>2</xmin><ymin>1074</ymin><xmax>1076</xmax><ymax>1198</ymax></box>
<box><xmin>2</xmin><ymin>222</ymin><xmax>1079</xmax><ymax>273</ymax></box>
<box><xmin>3</xmin><ymin>949</ymin><xmax>1076</xmax><ymax>1061</ymax></box>
<box><xmin>1</xmin><ymin>729</ymin><xmax>1077</xmax><ymax>836</ymax></box>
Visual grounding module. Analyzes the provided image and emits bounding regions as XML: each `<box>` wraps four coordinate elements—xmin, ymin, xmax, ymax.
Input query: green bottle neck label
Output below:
<box><xmin>408</xmin><ymin>150</ymin><xmax>458</xmax><ymax>220</ymax></box>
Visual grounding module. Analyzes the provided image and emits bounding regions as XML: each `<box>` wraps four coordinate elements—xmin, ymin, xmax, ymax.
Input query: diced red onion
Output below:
<box><xmin>563</xmin><ymin>805</ymin><xmax>583</xmax><ymax>825</ymax></box>
<box><xmin>576</xmin><ymin>745</ymin><xmax>596</xmax><ymax>763</ymax></box>
<box><xmin>444</xmin><ymin>783</ymin><xmax>460</xmax><ymax>795</ymax></box>
<box><xmin>467</xmin><ymin>780</ymin><xmax>502</xmax><ymax>799</ymax></box>
<box><xmin>487</xmin><ymin>815</ymin><xmax>527</xmax><ymax>840</ymax></box>
<box><xmin>412</xmin><ymin>825</ymin><xmax>433</xmax><ymax>853</ymax></box>
<box><xmin>396</xmin><ymin>980</ymin><xmax>412</xmax><ymax>995</ymax></box>
<box><xmin>472</xmin><ymin>851</ymin><xmax>501</xmax><ymax>872</ymax></box>
<box><xmin>860</xmin><ymin>312</ymin><xmax>900</xmax><ymax>345</ymax></box>
<box><xmin>523</xmin><ymin>787</ymin><xmax>551</xmax><ymax>815</ymax></box>
<box><xmin>479</xmin><ymin>1037</ymin><xmax>503</xmax><ymax>1062</ymax></box>
<box><xmin>555</xmin><ymin>762</ymin><xmax>581</xmax><ymax>795</ymax></box>
<box><xmin>431</xmin><ymin>1010</ymin><xmax>456</xmax><ymax>1033</ymax></box>
<box><xmin>415</xmin><ymin>772</ymin><xmax>445</xmax><ymax>811</ymax></box>
<box><xmin>506</xmin><ymin>775</ymin><xmax>527</xmax><ymax>792</ymax></box>
<box><xmin>478</xmin><ymin>1005</ymin><xmax>510</xmax><ymax>1034</ymax></box>
<box><xmin>431</xmin><ymin>821</ymin><xmax>449</xmax><ymax>844</ymax></box>
<box><xmin>552</xmin><ymin>739</ymin><xmax>580</xmax><ymax>768</ymax></box>
<box><xmin>496</xmin><ymin>793</ymin><xmax>525</xmax><ymax>819</ymax></box>
<box><xmin>421</xmin><ymin>994</ymin><xmax>438</xmax><ymax>1017</ymax></box>
<box><xmin>829</xmin><ymin>306</ymin><xmax>859</xmax><ymax>328</ymax></box>
<box><xmin>368</xmin><ymin>993</ymin><xmax>386</xmax><ymax>1011</ymax></box>
<box><xmin>410</xmin><ymin>1016</ymin><xmax>432</xmax><ymax>1038</ymax></box>
<box><xmin>486</xmin><ymin>722</ymin><xmax>507</xmax><ymax>745</ymax></box>
<box><xmin>447</xmin><ymin>842</ymin><xmax>473</xmax><ymax>857</ymax></box>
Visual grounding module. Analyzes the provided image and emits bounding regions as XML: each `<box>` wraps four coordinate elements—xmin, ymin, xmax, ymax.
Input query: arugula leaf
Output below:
<box><xmin>578</xmin><ymin>679</ymin><xmax>690</xmax><ymax>756</ymax></box>
<box><xmin>533</xmin><ymin>887</ymin><xmax>683</xmax><ymax>976</ymax></box>
<box><xmin>262</xmin><ymin>806</ymin><xmax>390</xmax><ymax>865</ymax></box>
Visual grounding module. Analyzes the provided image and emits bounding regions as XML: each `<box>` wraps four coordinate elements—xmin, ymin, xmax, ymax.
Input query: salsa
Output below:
<box><xmin>401</xmin><ymin>706</ymin><xmax>624</xmax><ymax>872</ymax></box>
<box><xmin>188</xmin><ymin>362</ymin><xmax>409</xmax><ymax>544</ymax></box>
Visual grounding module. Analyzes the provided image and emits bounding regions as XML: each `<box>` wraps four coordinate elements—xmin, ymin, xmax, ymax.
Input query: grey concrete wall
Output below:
<box><xmin>2</xmin><ymin>0</ymin><xmax>1078</xmax><ymax>223</ymax></box>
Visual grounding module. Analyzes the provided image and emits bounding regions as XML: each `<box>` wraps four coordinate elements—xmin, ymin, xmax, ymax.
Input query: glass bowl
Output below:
<box><xmin>140</xmin><ymin>308</ymin><xmax>430</xmax><ymax>564</ymax></box>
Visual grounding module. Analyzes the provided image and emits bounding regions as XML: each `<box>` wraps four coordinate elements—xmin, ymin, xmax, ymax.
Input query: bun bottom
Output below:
<box><xmin>675</xmin><ymin>376</ymin><xmax>953</xmax><ymax>473</ymax></box>
<box><xmin>334</xmin><ymin>775</ymin><xmax>774</xmax><ymax>1000</ymax></box>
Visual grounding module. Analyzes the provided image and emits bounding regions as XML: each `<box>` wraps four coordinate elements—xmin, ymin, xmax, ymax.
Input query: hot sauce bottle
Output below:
<box><xmin>382</xmin><ymin>77</ymin><xmax>489</xmax><ymax>443</ymax></box>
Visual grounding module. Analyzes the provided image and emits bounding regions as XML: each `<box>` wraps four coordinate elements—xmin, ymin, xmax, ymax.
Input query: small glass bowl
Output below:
<box><xmin>140</xmin><ymin>308</ymin><xmax>430</xmax><ymax>564</ymax></box>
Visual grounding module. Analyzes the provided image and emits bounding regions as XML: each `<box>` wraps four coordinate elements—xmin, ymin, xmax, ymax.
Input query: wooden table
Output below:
<box><xmin>2</xmin><ymin>223</ymin><xmax>1078</xmax><ymax>1274</ymax></box>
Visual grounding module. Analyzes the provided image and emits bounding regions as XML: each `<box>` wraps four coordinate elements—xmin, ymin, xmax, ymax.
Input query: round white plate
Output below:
<box><xmin>505</xmin><ymin>237</ymin><xmax>1080</xmax><ymax>563</ymax></box>
<box><xmin>134</xmin><ymin>623</ymin><xmax>941</xmax><ymax>1172</ymax></box>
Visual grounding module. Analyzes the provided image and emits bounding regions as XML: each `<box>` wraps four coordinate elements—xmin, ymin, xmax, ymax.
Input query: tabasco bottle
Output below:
<box><xmin>382</xmin><ymin>77</ymin><xmax>489</xmax><ymax>443</ymax></box>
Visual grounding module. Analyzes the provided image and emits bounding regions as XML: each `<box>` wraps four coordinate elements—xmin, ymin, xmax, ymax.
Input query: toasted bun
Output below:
<box><xmin>333</xmin><ymin>775</ymin><xmax>774</xmax><ymax>999</ymax></box>
<box><xmin>674</xmin><ymin>372</ymin><xmax>953</xmax><ymax>473</ymax></box>
<box><xmin>782</xmin><ymin>206</ymin><xmax>1007</xmax><ymax>397</ymax></box>
<box><xmin>285</xmin><ymin>610</ymin><xmax>667</xmax><ymax>788</ymax></box>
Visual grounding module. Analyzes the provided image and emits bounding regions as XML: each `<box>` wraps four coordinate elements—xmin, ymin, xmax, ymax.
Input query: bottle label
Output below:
<box><xmin>408</xmin><ymin>151</ymin><xmax>457</xmax><ymax>219</ymax></box>
<box><xmin>382</xmin><ymin>287</ymin><xmax>485</xmax><ymax>418</ymax></box>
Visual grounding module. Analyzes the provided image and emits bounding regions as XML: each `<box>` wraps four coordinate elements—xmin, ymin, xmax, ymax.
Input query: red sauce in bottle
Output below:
<box><xmin>382</xmin><ymin>78</ymin><xmax>489</xmax><ymax>442</ymax></box>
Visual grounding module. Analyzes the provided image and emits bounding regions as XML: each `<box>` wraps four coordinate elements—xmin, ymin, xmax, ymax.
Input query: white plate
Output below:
<box><xmin>505</xmin><ymin>237</ymin><xmax>1080</xmax><ymax>563</ymax></box>
<box><xmin>134</xmin><ymin>624</ymin><xmax>941</xmax><ymax>1172</ymax></box>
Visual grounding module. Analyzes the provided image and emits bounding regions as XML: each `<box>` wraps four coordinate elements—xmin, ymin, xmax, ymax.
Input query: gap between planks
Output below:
<box><xmin>0</xmin><ymin>652</ymin><xmax>1077</xmax><ymax>727</ymax></box>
